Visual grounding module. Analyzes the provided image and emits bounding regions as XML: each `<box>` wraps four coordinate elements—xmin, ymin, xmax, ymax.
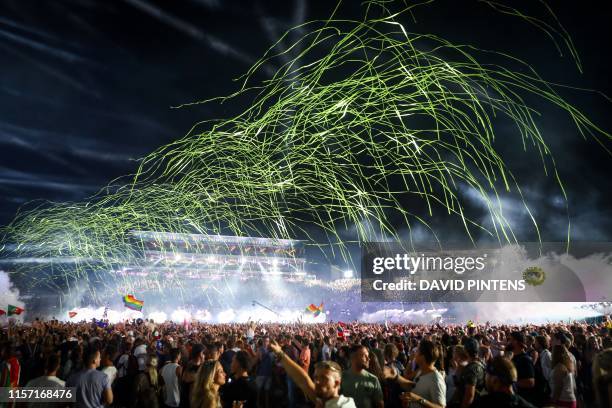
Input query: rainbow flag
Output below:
<box><xmin>305</xmin><ymin>303</ymin><xmax>324</xmax><ymax>317</ymax></box>
<box><xmin>123</xmin><ymin>294</ymin><xmax>144</xmax><ymax>311</ymax></box>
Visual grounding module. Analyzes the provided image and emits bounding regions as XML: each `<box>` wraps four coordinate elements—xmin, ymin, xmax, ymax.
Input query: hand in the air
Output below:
<box><xmin>269</xmin><ymin>340</ymin><xmax>282</xmax><ymax>354</ymax></box>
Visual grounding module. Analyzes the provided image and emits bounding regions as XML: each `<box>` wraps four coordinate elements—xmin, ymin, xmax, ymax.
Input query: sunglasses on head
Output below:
<box><xmin>315</xmin><ymin>361</ymin><xmax>341</xmax><ymax>373</ymax></box>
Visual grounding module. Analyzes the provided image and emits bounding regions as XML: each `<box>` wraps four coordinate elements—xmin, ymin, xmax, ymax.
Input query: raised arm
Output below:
<box><xmin>269</xmin><ymin>340</ymin><xmax>316</xmax><ymax>401</ymax></box>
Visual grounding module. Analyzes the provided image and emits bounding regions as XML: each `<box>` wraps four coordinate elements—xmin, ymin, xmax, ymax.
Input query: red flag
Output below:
<box><xmin>0</xmin><ymin>309</ymin><xmax>5</xmax><ymax>316</ymax></box>
<box><xmin>68</xmin><ymin>311</ymin><xmax>78</xmax><ymax>318</ymax></box>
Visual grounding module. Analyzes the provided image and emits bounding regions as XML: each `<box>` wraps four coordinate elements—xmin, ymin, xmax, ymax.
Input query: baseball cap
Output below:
<box><xmin>463</xmin><ymin>337</ymin><xmax>480</xmax><ymax>355</ymax></box>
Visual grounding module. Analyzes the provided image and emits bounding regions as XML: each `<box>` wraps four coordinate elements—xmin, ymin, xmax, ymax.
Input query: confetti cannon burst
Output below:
<box><xmin>1</xmin><ymin>1</ymin><xmax>611</xmax><ymax>299</ymax></box>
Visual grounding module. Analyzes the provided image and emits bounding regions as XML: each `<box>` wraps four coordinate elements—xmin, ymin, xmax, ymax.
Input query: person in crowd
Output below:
<box><xmin>23</xmin><ymin>353</ymin><xmax>65</xmax><ymax>408</ymax></box>
<box><xmin>322</xmin><ymin>337</ymin><xmax>333</xmax><ymax>362</ymax></box>
<box><xmin>190</xmin><ymin>359</ymin><xmax>227</xmax><ymax>408</ymax></box>
<box><xmin>296</xmin><ymin>336</ymin><xmax>312</xmax><ymax>375</ymax></box>
<box><xmin>370</xmin><ymin>339</ymin><xmax>385</xmax><ymax>370</ymax></box>
<box><xmin>116</xmin><ymin>340</ymin><xmax>134</xmax><ymax>379</ymax></box>
<box><xmin>340</xmin><ymin>344</ymin><xmax>384</xmax><ymax>408</ymax></box>
<box><xmin>592</xmin><ymin>347</ymin><xmax>612</xmax><ymax>408</ymax></box>
<box><xmin>114</xmin><ymin>340</ymin><xmax>139</xmax><ymax>407</ymax></box>
<box><xmin>525</xmin><ymin>336</ymin><xmax>539</xmax><ymax>366</ymax></box>
<box><xmin>181</xmin><ymin>343</ymin><xmax>206</xmax><ymax>408</ymax></box>
<box><xmin>391</xmin><ymin>340</ymin><xmax>446</xmax><ymax>408</ymax></box>
<box><xmin>449</xmin><ymin>338</ymin><xmax>484</xmax><ymax>408</ymax></box>
<box><xmin>100</xmin><ymin>344</ymin><xmax>117</xmax><ymax>386</ymax></box>
<box><xmin>509</xmin><ymin>332</ymin><xmax>537</xmax><ymax>405</ymax></box>
<box><xmin>281</xmin><ymin>334</ymin><xmax>301</xmax><ymax>408</ymax></box>
<box><xmin>206</xmin><ymin>344</ymin><xmax>221</xmax><ymax>362</ymax></box>
<box><xmin>533</xmin><ymin>335</ymin><xmax>552</xmax><ymax>405</ymax></box>
<box><xmin>20</xmin><ymin>334</ymin><xmax>43</xmax><ymax>385</ymax></box>
<box><xmin>161</xmin><ymin>347</ymin><xmax>183</xmax><ymax>408</ymax></box>
<box><xmin>0</xmin><ymin>343</ymin><xmax>21</xmax><ymax>389</ymax></box>
<box><xmin>382</xmin><ymin>343</ymin><xmax>405</xmax><ymax>408</ymax></box>
<box><xmin>255</xmin><ymin>336</ymin><xmax>274</xmax><ymax>408</ymax></box>
<box><xmin>384</xmin><ymin>344</ymin><xmax>405</xmax><ymax>379</ymax></box>
<box><xmin>269</xmin><ymin>340</ymin><xmax>356</xmax><ymax>407</ymax></box>
<box><xmin>472</xmin><ymin>356</ymin><xmax>536</xmax><ymax>408</ymax></box>
<box><xmin>368</xmin><ymin>347</ymin><xmax>386</xmax><ymax>386</ymax></box>
<box><xmin>62</xmin><ymin>343</ymin><xmax>83</xmax><ymax>380</ymax></box>
<box><xmin>133</xmin><ymin>338</ymin><xmax>148</xmax><ymax>372</ymax></box>
<box><xmin>221</xmin><ymin>350</ymin><xmax>257</xmax><ymax>408</ymax></box>
<box><xmin>336</xmin><ymin>345</ymin><xmax>351</xmax><ymax>372</ymax></box>
<box><xmin>66</xmin><ymin>348</ymin><xmax>113</xmax><ymax>408</ymax></box>
<box><xmin>553</xmin><ymin>333</ymin><xmax>577</xmax><ymax>369</ymax></box>
<box><xmin>477</xmin><ymin>345</ymin><xmax>491</xmax><ymax>367</ymax></box>
<box><xmin>132</xmin><ymin>353</ymin><xmax>163</xmax><ymax>408</ymax></box>
<box><xmin>220</xmin><ymin>337</ymin><xmax>238</xmax><ymax>377</ymax></box>
<box><xmin>550</xmin><ymin>345</ymin><xmax>577</xmax><ymax>408</ymax></box>
<box><xmin>582</xmin><ymin>335</ymin><xmax>601</xmax><ymax>406</ymax></box>
<box><xmin>25</xmin><ymin>352</ymin><xmax>64</xmax><ymax>387</ymax></box>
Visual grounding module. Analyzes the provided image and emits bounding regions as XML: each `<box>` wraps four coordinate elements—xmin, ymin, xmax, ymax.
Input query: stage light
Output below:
<box><xmin>343</xmin><ymin>269</ymin><xmax>353</xmax><ymax>278</ymax></box>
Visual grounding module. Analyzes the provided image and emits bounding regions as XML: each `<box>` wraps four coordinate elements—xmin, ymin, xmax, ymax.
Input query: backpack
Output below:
<box><xmin>127</xmin><ymin>353</ymin><xmax>140</xmax><ymax>376</ymax></box>
<box><xmin>465</xmin><ymin>360</ymin><xmax>486</xmax><ymax>397</ymax></box>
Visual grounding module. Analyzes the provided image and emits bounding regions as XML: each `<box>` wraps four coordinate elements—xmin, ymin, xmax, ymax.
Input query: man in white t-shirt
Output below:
<box><xmin>160</xmin><ymin>348</ymin><xmax>183</xmax><ymax>408</ymax></box>
<box><xmin>321</xmin><ymin>337</ymin><xmax>332</xmax><ymax>361</ymax></box>
<box><xmin>26</xmin><ymin>354</ymin><xmax>64</xmax><ymax>387</ymax></box>
<box><xmin>100</xmin><ymin>345</ymin><xmax>118</xmax><ymax>385</ymax></box>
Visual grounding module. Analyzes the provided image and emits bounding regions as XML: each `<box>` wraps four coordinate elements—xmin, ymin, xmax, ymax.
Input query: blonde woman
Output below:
<box><xmin>592</xmin><ymin>348</ymin><xmax>612</xmax><ymax>408</ymax></box>
<box><xmin>550</xmin><ymin>345</ymin><xmax>576</xmax><ymax>408</ymax></box>
<box><xmin>191</xmin><ymin>360</ymin><xmax>227</xmax><ymax>408</ymax></box>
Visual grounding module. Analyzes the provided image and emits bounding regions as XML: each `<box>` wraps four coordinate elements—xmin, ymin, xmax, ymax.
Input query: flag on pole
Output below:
<box><xmin>337</xmin><ymin>321</ymin><xmax>348</xmax><ymax>340</ymax></box>
<box><xmin>7</xmin><ymin>305</ymin><xmax>24</xmax><ymax>316</ymax></box>
<box><xmin>123</xmin><ymin>294</ymin><xmax>144</xmax><ymax>311</ymax></box>
<box><xmin>305</xmin><ymin>303</ymin><xmax>324</xmax><ymax>317</ymax></box>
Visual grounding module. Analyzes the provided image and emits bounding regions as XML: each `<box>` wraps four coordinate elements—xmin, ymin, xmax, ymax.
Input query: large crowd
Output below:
<box><xmin>1</xmin><ymin>317</ymin><xmax>611</xmax><ymax>408</ymax></box>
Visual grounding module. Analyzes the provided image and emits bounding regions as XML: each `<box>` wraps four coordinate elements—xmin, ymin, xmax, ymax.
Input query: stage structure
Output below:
<box><xmin>113</xmin><ymin>230</ymin><xmax>311</xmax><ymax>293</ymax></box>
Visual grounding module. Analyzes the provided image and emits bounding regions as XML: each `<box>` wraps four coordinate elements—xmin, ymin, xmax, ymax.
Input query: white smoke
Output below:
<box><xmin>452</xmin><ymin>302</ymin><xmax>601</xmax><ymax>324</ymax></box>
<box><xmin>0</xmin><ymin>270</ymin><xmax>25</xmax><ymax>323</ymax></box>
<box><xmin>359</xmin><ymin>308</ymin><xmax>448</xmax><ymax>323</ymax></box>
<box><xmin>55</xmin><ymin>305</ymin><xmax>327</xmax><ymax>324</ymax></box>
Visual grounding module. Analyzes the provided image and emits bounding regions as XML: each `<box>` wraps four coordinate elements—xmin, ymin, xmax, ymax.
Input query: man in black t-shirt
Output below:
<box><xmin>451</xmin><ymin>337</ymin><xmax>485</xmax><ymax>407</ymax></box>
<box><xmin>221</xmin><ymin>350</ymin><xmax>257</xmax><ymax>408</ymax></box>
<box><xmin>473</xmin><ymin>356</ymin><xmax>536</xmax><ymax>408</ymax></box>
<box><xmin>509</xmin><ymin>332</ymin><xmax>537</xmax><ymax>404</ymax></box>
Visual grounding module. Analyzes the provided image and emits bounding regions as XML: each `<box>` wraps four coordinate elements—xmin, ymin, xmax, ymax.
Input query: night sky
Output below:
<box><xmin>1</xmin><ymin>0</ymin><xmax>611</xmax><ymax>243</ymax></box>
